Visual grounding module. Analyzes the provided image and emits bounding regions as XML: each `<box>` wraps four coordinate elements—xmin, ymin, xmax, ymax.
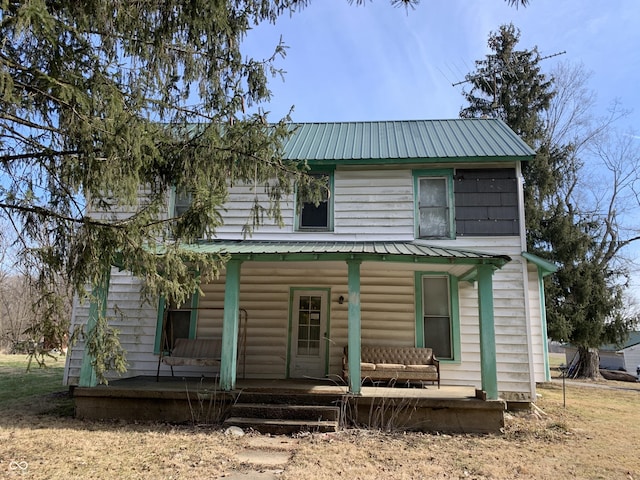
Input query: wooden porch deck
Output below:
<box><xmin>73</xmin><ymin>376</ymin><xmax>506</xmax><ymax>434</ymax></box>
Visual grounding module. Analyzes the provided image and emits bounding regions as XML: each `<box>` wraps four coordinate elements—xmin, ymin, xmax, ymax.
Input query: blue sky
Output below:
<box><xmin>244</xmin><ymin>0</ymin><xmax>639</xmax><ymax>131</ymax></box>
<box><xmin>244</xmin><ymin>0</ymin><xmax>640</xmax><ymax>298</ymax></box>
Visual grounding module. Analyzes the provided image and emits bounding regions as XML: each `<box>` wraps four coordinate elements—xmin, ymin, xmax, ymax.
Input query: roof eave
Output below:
<box><xmin>297</xmin><ymin>155</ymin><xmax>534</xmax><ymax>166</ymax></box>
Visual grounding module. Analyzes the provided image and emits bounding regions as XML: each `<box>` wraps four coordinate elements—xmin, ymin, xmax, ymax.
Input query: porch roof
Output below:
<box><xmin>176</xmin><ymin>240</ymin><xmax>511</xmax><ymax>266</ymax></box>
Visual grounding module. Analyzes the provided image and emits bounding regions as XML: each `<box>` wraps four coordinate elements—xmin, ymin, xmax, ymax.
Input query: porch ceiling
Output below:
<box><xmin>175</xmin><ymin>240</ymin><xmax>511</xmax><ymax>267</ymax></box>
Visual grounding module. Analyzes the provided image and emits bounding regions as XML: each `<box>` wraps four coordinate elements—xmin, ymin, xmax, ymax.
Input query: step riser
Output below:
<box><xmin>230</xmin><ymin>405</ymin><xmax>340</xmax><ymax>422</ymax></box>
<box><xmin>224</xmin><ymin>417</ymin><xmax>338</xmax><ymax>435</ymax></box>
<box><xmin>233</xmin><ymin>393</ymin><xmax>344</xmax><ymax>406</ymax></box>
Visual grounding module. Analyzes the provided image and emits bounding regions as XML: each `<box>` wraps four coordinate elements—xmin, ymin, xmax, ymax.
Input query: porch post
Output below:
<box><xmin>347</xmin><ymin>259</ymin><xmax>362</xmax><ymax>395</ymax></box>
<box><xmin>79</xmin><ymin>268</ymin><xmax>111</xmax><ymax>387</ymax></box>
<box><xmin>477</xmin><ymin>264</ymin><xmax>498</xmax><ymax>400</ymax></box>
<box><xmin>538</xmin><ymin>268</ymin><xmax>551</xmax><ymax>382</ymax></box>
<box><xmin>220</xmin><ymin>259</ymin><xmax>242</xmax><ymax>391</ymax></box>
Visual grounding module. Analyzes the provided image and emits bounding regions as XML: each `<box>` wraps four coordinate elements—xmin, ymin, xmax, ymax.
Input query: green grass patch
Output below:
<box><xmin>0</xmin><ymin>353</ymin><xmax>66</xmax><ymax>408</ymax></box>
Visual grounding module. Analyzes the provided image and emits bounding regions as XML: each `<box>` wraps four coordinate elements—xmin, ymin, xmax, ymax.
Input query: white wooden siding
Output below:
<box><xmin>64</xmin><ymin>268</ymin><xmax>159</xmax><ymax>385</ymax></box>
<box><xmin>333</xmin><ymin>170</ymin><xmax>414</xmax><ymax>238</ymax></box>
<box><xmin>215</xmin><ymin>168</ymin><xmax>416</xmax><ymax>241</ymax></box>
<box><xmin>527</xmin><ymin>264</ymin><xmax>548</xmax><ymax>382</ymax></box>
<box><xmin>214</xmin><ymin>183</ymin><xmax>295</xmax><ymax>238</ymax></box>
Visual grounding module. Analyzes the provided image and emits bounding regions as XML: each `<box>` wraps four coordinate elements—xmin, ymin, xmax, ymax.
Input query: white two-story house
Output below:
<box><xmin>64</xmin><ymin>118</ymin><xmax>556</xmax><ymax>404</ymax></box>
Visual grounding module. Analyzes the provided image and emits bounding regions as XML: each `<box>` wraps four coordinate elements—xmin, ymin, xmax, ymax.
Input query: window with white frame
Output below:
<box><xmin>416</xmin><ymin>273</ymin><xmax>459</xmax><ymax>361</ymax></box>
<box><xmin>173</xmin><ymin>189</ymin><xmax>192</xmax><ymax>218</ymax></box>
<box><xmin>415</xmin><ymin>172</ymin><xmax>454</xmax><ymax>239</ymax></box>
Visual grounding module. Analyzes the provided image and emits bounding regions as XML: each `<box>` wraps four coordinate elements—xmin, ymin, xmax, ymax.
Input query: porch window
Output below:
<box><xmin>415</xmin><ymin>273</ymin><xmax>459</xmax><ymax>362</ymax></box>
<box><xmin>154</xmin><ymin>293</ymin><xmax>199</xmax><ymax>354</ymax></box>
<box><xmin>296</xmin><ymin>171</ymin><xmax>333</xmax><ymax>231</ymax></box>
<box><xmin>414</xmin><ymin>170</ymin><xmax>454</xmax><ymax>239</ymax></box>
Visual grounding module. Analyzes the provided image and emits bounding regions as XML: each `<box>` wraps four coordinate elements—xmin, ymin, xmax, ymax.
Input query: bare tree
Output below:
<box><xmin>542</xmin><ymin>62</ymin><xmax>640</xmax><ymax>377</ymax></box>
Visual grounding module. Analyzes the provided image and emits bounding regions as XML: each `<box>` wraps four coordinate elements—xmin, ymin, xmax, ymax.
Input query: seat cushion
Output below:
<box><xmin>374</xmin><ymin>363</ymin><xmax>406</xmax><ymax>371</ymax></box>
<box><xmin>405</xmin><ymin>364</ymin><xmax>438</xmax><ymax>373</ymax></box>
<box><xmin>360</xmin><ymin>362</ymin><xmax>377</xmax><ymax>371</ymax></box>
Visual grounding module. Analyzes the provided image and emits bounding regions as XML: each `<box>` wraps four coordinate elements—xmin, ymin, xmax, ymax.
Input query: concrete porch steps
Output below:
<box><xmin>229</xmin><ymin>403</ymin><xmax>341</xmax><ymax>421</ymax></box>
<box><xmin>223</xmin><ymin>399</ymin><xmax>341</xmax><ymax>434</ymax></box>
<box><xmin>224</xmin><ymin>416</ymin><xmax>339</xmax><ymax>435</ymax></box>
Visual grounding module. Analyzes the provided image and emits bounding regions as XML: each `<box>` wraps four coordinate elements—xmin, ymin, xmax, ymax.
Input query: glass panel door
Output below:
<box><xmin>290</xmin><ymin>290</ymin><xmax>328</xmax><ymax>378</ymax></box>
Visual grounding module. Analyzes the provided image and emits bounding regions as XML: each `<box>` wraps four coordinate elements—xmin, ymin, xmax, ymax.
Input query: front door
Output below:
<box><xmin>289</xmin><ymin>289</ymin><xmax>329</xmax><ymax>379</ymax></box>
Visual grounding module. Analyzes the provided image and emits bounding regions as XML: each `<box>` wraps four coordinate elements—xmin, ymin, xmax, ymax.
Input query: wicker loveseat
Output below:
<box><xmin>342</xmin><ymin>345</ymin><xmax>440</xmax><ymax>388</ymax></box>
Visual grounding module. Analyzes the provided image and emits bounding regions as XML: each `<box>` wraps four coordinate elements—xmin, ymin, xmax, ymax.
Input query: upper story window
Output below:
<box><xmin>296</xmin><ymin>171</ymin><xmax>334</xmax><ymax>231</ymax></box>
<box><xmin>173</xmin><ymin>189</ymin><xmax>192</xmax><ymax>218</ymax></box>
<box><xmin>169</xmin><ymin>188</ymin><xmax>207</xmax><ymax>238</ymax></box>
<box><xmin>414</xmin><ymin>170</ymin><xmax>454</xmax><ymax>239</ymax></box>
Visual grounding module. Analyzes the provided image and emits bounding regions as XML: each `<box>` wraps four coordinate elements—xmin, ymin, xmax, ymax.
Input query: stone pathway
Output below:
<box><xmin>216</xmin><ymin>430</ymin><xmax>300</xmax><ymax>479</ymax></box>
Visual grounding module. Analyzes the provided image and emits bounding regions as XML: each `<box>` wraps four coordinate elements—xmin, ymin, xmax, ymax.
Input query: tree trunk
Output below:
<box><xmin>572</xmin><ymin>347</ymin><xmax>601</xmax><ymax>379</ymax></box>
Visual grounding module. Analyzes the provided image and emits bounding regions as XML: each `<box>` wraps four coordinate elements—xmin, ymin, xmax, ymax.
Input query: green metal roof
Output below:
<box><xmin>177</xmin><ymin>240</ymin><xmax>511</xmax><ymax>266</ymax></box>
<box><xmin>283</xmin><ymin>118</ymin><xmax>535</xmax><ymax>163</ymax></box>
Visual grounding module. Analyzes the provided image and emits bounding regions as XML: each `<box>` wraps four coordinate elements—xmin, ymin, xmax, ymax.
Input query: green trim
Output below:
<box><xmin>153</xmin><ymin>290</ymin><xmax>200</xmax><ymax>354</ymax></box>
<box><xmin>522</xmin><ymin>252</ymin><xmax>557</xmax><ymax>276</ymax></box>
<box><xmin>79</xmin><ymin>269</ymin><xmax>111</xmax><ymax>387</ymax></box>
<box><xmin>537</xmin><ymin>267</ymin><xmax>551</xmax><ymax>382</ymax></box>
<box><xmin>523</xmin><ymin>252</ymin><xmax>555</xmax><ymax>380</ymax></box>
<box><xmin>220</xmin><ymin>260</ymin><xmax>242</xmax><ymax>391</ymax></box>
<box><xmin>286</xmin><ymin>287</ymin><xmax>331</xmax><ymax>378</ymax></box>
<box><xmin>295</xmin><ymin>169</ymin><xmax>335</xmax><ymax>232</ymax></box>
<box><xmin>189</xmin><ymin>288</ymin><xmax>200</xmax><ymax>338</ymax></box>
<box><xmin>347</xmin><ymin>259</ymin><xmax>362</xmax><ymax>395</ymax></box>
<box><xmin>191</xmin><ymin>252</ymin><xmax>508</xmax><ymax>267</ymax></box>
<box><xmin>414</xmin><ymin>273</ymin><xmax>424</xmax><ymax>349</ymax></box>
<box><xmin>305</xmin><ymin>156</ymin><xmax>532</xmax><ymax>167</ymax></box>
<box><xmin>450</xmin><ymin>275</ymin><xmax>460</xmax><ymax>363</ymax></box>
<box><xmin>413</xmin><ymin>169</ymin><xmax>455</xmax><ymax>240</ymax></box>
<box><xmin>414</xmin><ymin>272</ymin><xmax>460</xmax><ymax>363</ymax></box>
<box><xmin>153</xmin><ymin>296</ymin><xmax>166</xmax><ymax>354</ymax></box>
<box><xmin>477</xmin><ymin>265</ymin><xmax>498</xmax><ymax>400</ymax></box>
<box><xmin>168</xmin><ymin>185</ymin><xmax>177</xmax><ymax>217</ymax></box>
<box><xmin>286</xmin><ymin>289</ymin><xmax>294</xmax><ymax>379</ymax></box>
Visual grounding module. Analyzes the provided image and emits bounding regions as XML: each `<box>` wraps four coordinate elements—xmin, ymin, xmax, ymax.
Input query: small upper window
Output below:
<box><xmin>415</xmin><ymin>172</ymin><xmax>454</xmax><ymax>239</ymax></box>
<box><xmin>173</xmin><ymin>189</ymin><xmax>192</xmax><ymax>218</ymax></box>
<box><xmin>297</xmin><ymin>172</ymin><xmax>333</xmax><ymax>231</ymax></box>
<box><xmin>170</xmin><ymin>189</ymin><xmax>205</xmax><ymax>239</ymax></box>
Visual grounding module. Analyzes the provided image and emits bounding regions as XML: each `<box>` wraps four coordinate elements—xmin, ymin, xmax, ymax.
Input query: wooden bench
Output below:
<box><xmin>156</xmin><ymin>337</ymin><xmax>222</xmax><ymax>380</ymax></box>
<box><xmin>343</xmin><ymin>345</ymin><xmax>440</xmax><ymax>388</ymax></box>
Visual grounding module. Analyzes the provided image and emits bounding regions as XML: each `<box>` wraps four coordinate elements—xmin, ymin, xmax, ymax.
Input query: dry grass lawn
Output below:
<box><xmin>1</xmin><ymin>353</ymin><xmax>639</xmax><ymax>479</ymax></box>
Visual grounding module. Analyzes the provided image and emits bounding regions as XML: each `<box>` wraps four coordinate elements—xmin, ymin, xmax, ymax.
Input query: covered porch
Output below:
<box><xmin>73</xmin><ymin>376</ymin><xmax>506</xmax><ymax>434</ymax></box>
<box><xmin>76</xmin><ymin>240</ymin><xmax>512</xmax><ymax>432</ymax></box>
